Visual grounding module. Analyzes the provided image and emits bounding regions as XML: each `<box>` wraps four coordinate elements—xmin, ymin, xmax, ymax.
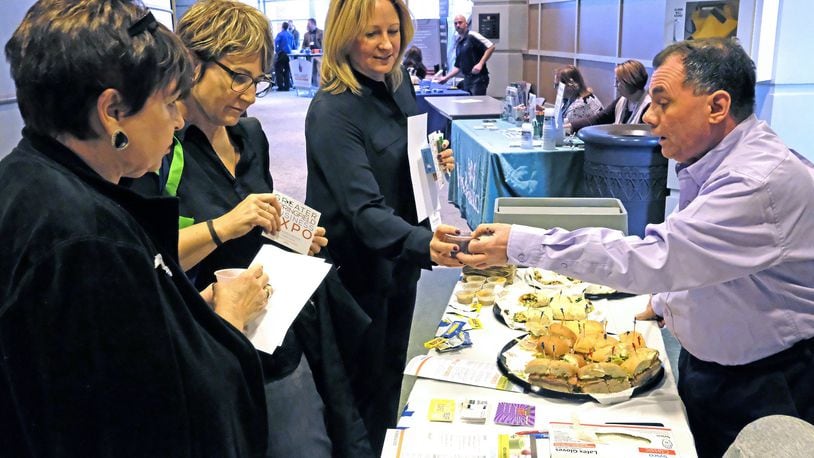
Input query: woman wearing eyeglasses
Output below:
<box><xmin>130</xmin><ymin>1</ymin><xmax>332</xmax><ymax>456</ymax></box>
<box><xmin>567</xmin><ymin>59</ymin><xmax>651</xmax><ymax>134</ymax></box>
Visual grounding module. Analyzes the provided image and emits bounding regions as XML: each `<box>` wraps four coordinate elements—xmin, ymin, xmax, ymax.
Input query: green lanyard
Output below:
<box><xmin>164</xmin><ymin>136</ymin><xmax>184</xmax><ymax>197</ymax></box>
<box><xmin>163</xmin><ymin>137</ymin><xmax>194</xmax><ymax>229</ymax></box>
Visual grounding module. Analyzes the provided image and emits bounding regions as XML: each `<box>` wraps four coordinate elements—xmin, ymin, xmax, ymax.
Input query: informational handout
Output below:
<box><xmin>245</xmin><ymin>244</ymin><xmax>330</xmax><ymax>353</ymax></box>
<box><xmin>549</xmin><ymin>421</ymin><xmax>679</xmax><ymax>458</ymax></box>
<box><xmin>382</xmin><ymin>427</ymin><xmax>550</xmax><ymax>458</ymax></box>
<box><xmin>404</xmin><ymin>355</ymin><xmax>523</xmax><ymax>392</ymax></box>
<box><xmin>407</xmin><ymin>114</ymin><xmax>442</xmax><ymax>230</ymax></box>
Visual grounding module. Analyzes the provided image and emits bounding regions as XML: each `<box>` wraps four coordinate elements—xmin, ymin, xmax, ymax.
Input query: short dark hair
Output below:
<box><xmin>308</xmin><ymin>18</ymin><xmax>317</xmax><ymax>25</ymax></box>
<box><xmin>282</xmin><ymin>22</ymin><xmax>289</xmax><ymax>30</ymax></box>
<box><xmin>653</xmin><ymin>38</ymin><xmax>755</xmax><ymax>122</ymax></box>
<box><xmin>615</xmin><ymin>60</ymin><xmax>649</xmax><ymax>92</ymax></box>
<box><xmin>5</xmin><ymin>0</ymin><xmax>195</xmax><ymax>140</ymax></box>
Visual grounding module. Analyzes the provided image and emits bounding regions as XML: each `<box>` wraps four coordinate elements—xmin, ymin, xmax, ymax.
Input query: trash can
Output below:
<box><xmin>577</xmin><ymin>124</ymin><xmax>667</xmax><ymax>237</ymax></box>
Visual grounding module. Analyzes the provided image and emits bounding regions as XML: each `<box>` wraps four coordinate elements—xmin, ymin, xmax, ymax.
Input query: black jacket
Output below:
<box><xmin>0</xmin><ymin>130</ymin><xmax>267</xmax><ymax>456</ymax></box>
<box><xmin>305</xmin><ymin>69</ymin><xmax>433</xmax><ymax>451</ymax></box>
<box><xmin>305</xmin><ymin>70</ymin><xmax>433</xmax><ymax>301</ymax></box>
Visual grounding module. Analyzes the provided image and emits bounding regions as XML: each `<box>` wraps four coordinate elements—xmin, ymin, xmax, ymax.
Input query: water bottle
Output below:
<box><xmin>541</xmin><ymin>107</ymin><xmax>557</xmax><ymax>150</ymax></box>
<box><xmin>533</xmin><ymin>107</ymin><xmax>543</xmax><ymax>139</ymax></box>
<box><xmin>521</xmin><ymin>122</ymin><xmax>533</xmax><ymax>148</ymax></box>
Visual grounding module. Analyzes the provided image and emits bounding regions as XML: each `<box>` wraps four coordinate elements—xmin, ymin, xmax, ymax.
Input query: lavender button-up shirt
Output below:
<box><xmin>507</xmin><ymin>115</ymin><xmax>814</xmax><ymax>365</ymax></box>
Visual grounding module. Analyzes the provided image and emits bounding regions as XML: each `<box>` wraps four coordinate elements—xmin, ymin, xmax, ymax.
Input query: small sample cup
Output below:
<box><xmin>214</xmin><ymin>268</ymin><xmax>247</xmax><ymax>284</ymax></box>
<box><xmin>444</xmin><ymin>232</ymin><xmax>473</xmax><ymax>254</ymax></box>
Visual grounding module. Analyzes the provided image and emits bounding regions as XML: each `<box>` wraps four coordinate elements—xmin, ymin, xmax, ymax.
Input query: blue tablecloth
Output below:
<box><xmin>415</xmin><ymin>82</ymin><xmax>469</xmax><ymax>135</ymax></box>
<box><xmin>449</xmin><ymin>119</ymin><xmax>585</xmax><ymax>229</ymax></box>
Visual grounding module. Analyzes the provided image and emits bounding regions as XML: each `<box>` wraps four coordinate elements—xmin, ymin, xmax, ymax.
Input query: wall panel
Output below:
<box><xmin>577</xmin><ymin>0</ymin><xmax>618</xmax><ymax>56</ymax></box>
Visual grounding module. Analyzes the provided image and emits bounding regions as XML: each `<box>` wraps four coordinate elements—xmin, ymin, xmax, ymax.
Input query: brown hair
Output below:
<box><xmin>615</xmin><ymin>59</ymin><xmax>649</xmax><ymax>92</ymax></box>
<box><xmin>556</xmin><ymin>65</ymin><xmax>590</xmax><ymax>95</ymax></box>
<box><xmin>321</xmin><ymin>0</ymin><xmax>415</xmax><ymax>95</ymax></box>
<box><xmin>177</xmin><ymin>0</ymin><xmax>274</xmax><ymax>73</ymax></box>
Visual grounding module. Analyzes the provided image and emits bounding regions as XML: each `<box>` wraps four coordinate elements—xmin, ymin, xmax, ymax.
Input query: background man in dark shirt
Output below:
<box><xmin>436</xmin><ymin>14</ymin><xmax>495</xmax><ymax>95</ymax></box>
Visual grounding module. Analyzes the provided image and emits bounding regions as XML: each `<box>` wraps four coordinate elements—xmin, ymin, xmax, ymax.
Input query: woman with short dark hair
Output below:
<box><xmin>0</xmin><ymin>0</ymin><xmax>269</xmax><ymax>455</ymax></box>
<box><xmin>567</xmin><ymin>59</ymin><xmax>651</xmax><ymax>133</ymax></box>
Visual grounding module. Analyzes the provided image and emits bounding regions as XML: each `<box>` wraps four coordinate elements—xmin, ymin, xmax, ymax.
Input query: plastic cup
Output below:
<box><xmin>465</xmin><ymin>275</ymin><xmax>487</xmax><ymax>285</ymax></box>
<box><xmin>214</xmin><ymin>268</ymin><xmax>247</xmax><ymax>284</ymax></box>
<box><xmin>460</xmin><ymin>282</ymin><xmax>481</xmax><ymax>293</ymax></box>
<box><xmin>444</xmin><ymin>233</ymin><xmax>473</xmax><ymax>254</ymax></box>
<box><xmin>455</xmin><ymin>290</ymin><xmax>475</xmax><ymax>304</ymax></box>
<box><xmin>476</xmin><ymin>289</ymin><xmax>495</xmax><ymax>306</ymax></box>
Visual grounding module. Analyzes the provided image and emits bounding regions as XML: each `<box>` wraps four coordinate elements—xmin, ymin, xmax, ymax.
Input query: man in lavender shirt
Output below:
<box><xmin>461</xmin><ymin>38</ymin><xmax>814</xmax><ymax>458</ymax></box>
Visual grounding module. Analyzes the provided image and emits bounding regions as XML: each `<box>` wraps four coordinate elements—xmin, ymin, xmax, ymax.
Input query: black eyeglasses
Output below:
<box><xmin>211</xmin><ymin>60</ymin><xmax>272</xmax><ymax>97</ymax></box>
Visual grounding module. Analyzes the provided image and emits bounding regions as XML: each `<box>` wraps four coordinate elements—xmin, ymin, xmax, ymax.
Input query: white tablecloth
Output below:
<box><xmin>397</xmin><ymin>280</ymin><xmax>698</xmax><ymax>457</ymax></box>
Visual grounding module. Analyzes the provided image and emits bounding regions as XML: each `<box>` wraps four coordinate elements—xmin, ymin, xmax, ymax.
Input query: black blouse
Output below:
<box><xmin>130</xmin><ymin>118</ymin><xmax>301</xmax><ymax>379</ymax></box>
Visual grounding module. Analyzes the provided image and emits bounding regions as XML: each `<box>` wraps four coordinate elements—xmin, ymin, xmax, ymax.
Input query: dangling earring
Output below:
<box><xmin>111</xmin><ymin>130</ymin><xmax>129</xmax><ymax>150</ymax></box>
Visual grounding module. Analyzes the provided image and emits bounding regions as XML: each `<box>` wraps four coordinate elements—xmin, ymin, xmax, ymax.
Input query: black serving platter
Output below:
<box><xmin>583</xmin><ymin>291</ymin><xmax>637</xmax><ymax>301</ymax></box>
<box><xmin>496</xmin><ymin>337</ymin><xmax>664</xmax><ymax>402</ymax></box>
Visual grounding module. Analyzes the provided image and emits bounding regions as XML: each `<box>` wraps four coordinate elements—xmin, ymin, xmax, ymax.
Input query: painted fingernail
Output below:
<box><xmin>455</xmin><ymin>229</ymin><xmax>461</xmax><ymax>235</ymax></box>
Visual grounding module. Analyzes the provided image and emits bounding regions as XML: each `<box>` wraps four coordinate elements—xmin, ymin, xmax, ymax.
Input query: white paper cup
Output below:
<box><xmin>214</xmin><ymin>268</ymin><xmax>247</xmax><ymax>284</ymax></box>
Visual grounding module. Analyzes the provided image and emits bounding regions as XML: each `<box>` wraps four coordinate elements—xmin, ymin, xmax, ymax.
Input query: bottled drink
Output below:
<box><xmin>541</xmin><ymin>107</ymin><xmax>557</xmax><ymax>150</ymax></box>
<box><xmin>533</xmin><ymin>108</ymin><xmax>544</xmax><ymax>139</ymax></box>
<box><xmin>521</xmin><ymin>122</ymin><xmax>533</xmax><ymax>148</ymax></box>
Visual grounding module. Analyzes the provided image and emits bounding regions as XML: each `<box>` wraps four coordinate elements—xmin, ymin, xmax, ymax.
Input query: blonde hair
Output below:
<box><xmin>177</xmin><ymin>0</ymin><xmax>273</xmax><ymax>72</ymax></box>
<box><xmin>321</xmin><ymin>0</ymin><xmax>414</xmax><ymax>95</ymax></box>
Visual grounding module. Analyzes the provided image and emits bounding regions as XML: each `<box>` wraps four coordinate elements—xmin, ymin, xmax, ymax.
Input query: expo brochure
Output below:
<box><xmin>262</xmin><ymin>191</ymin><xmax>320</xmax><ymax>255</ymax></box>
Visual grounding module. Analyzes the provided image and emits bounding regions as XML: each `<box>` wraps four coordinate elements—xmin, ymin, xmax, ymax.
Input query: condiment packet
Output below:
<box><xmin>440</xmin><ymin>320</ymin><xmax>467</xmax><ymax>339</ymax></box>
<box><xmin>494</xmin><ymin>402</ymin><xmax>535</xmax><ymax>426</ymax></box>
<box><xmin>427</xmin><ymin>398</ymin><xmax>455</xmax><ymax>422</ymax></box>
<box><xmin>460</xmin><ymin>399</ymin><xmax>489</xmax><ymax>423</ymax></box>
<box><xmin>435</xmin><ymin>331</ymin><xmax>472</xmax><ymax>353</ymax></box>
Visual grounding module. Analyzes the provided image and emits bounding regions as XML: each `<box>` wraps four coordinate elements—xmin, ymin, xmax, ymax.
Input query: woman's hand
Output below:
<box><xmin>308</xmin><ymin>226</ymin><xmax>328</xmax><ymax>256</ymax></box>
<box><xmin>456</xmin><ymin>223</ymin><xmax>512</xmax><ymax>268</ymax></box>
<box><xmin>430</xmin><ymin>224</ymin><xmax>465</xmax><ymax>267</ymax></box>
<box><xmin>437</xmin><ymin>140</ymin><xmax>454</xmax><ymax>173</ymax></box>
<box><xmin>214</xmin><ymin>193</ymin><xmax>283</xmax><ymax>241</ymax></box>
<box><xmin>212</xmin><ymin>264</ymin><xmax>270</xmax><ymax>331</ymax></box>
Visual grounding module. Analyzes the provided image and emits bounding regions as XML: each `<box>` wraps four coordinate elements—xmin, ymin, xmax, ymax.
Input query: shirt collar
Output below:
<box><xmin>679</xmin><ymin>114</ymin><xmax>760</xmax><ymax>184</ymax></box>
<box><xmin>183</xmin><ymin>122</ymin><xmax>247</xmax><ymax>150</ymax></box>
<box><xmin>353</xmin><ymin>68</ymin><xmax>391</xmax><ymax>98</ymax></box>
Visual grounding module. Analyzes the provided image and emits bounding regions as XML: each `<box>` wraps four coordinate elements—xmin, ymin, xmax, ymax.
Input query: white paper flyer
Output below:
<box><xmin>245</xmin><ymin>244</ymin><xmax>330</xmax><ymax>354</ymax></box>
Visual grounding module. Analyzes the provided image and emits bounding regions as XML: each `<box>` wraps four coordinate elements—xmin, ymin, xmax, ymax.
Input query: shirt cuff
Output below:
<box><xmin>507</xmin><ymin>225</ymin><xmax>551</xmax><ymax>267</ymax></box>
<box><xmin>650</xmin><ymin>293</ymin><xmax>667</xmax><ymax>317</ymax></box>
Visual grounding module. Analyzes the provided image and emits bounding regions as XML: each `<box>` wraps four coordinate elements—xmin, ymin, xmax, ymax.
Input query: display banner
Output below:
<box><xmin>410</xmin><ymin>19</ymin><xmax>443</xmax><ymax>70</ymax></box>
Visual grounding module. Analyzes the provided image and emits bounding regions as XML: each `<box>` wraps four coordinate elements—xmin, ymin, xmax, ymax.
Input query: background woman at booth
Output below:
<box><xmin>567</xmin><ymin>59</ymin><xmax>651</xmax><ymax>133</ymax></box>
<box><xmin>555</xmin><ymin>64</ymin><xmax>603</xmax><ymax>125</ymax></box>
<box><xmin>0</xmin><ymin>0</ymin><xmax>270</xmax><ymax>455</ymax></box>
<box><xmin>304</xmin><ymin>0</ymin><xmax>460</xmax><ymax>452</ymax></box>
<box><xmin>403</xmin><ymin>45</ymin><xmax>427</xmax><ymax>83</ymax></box>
